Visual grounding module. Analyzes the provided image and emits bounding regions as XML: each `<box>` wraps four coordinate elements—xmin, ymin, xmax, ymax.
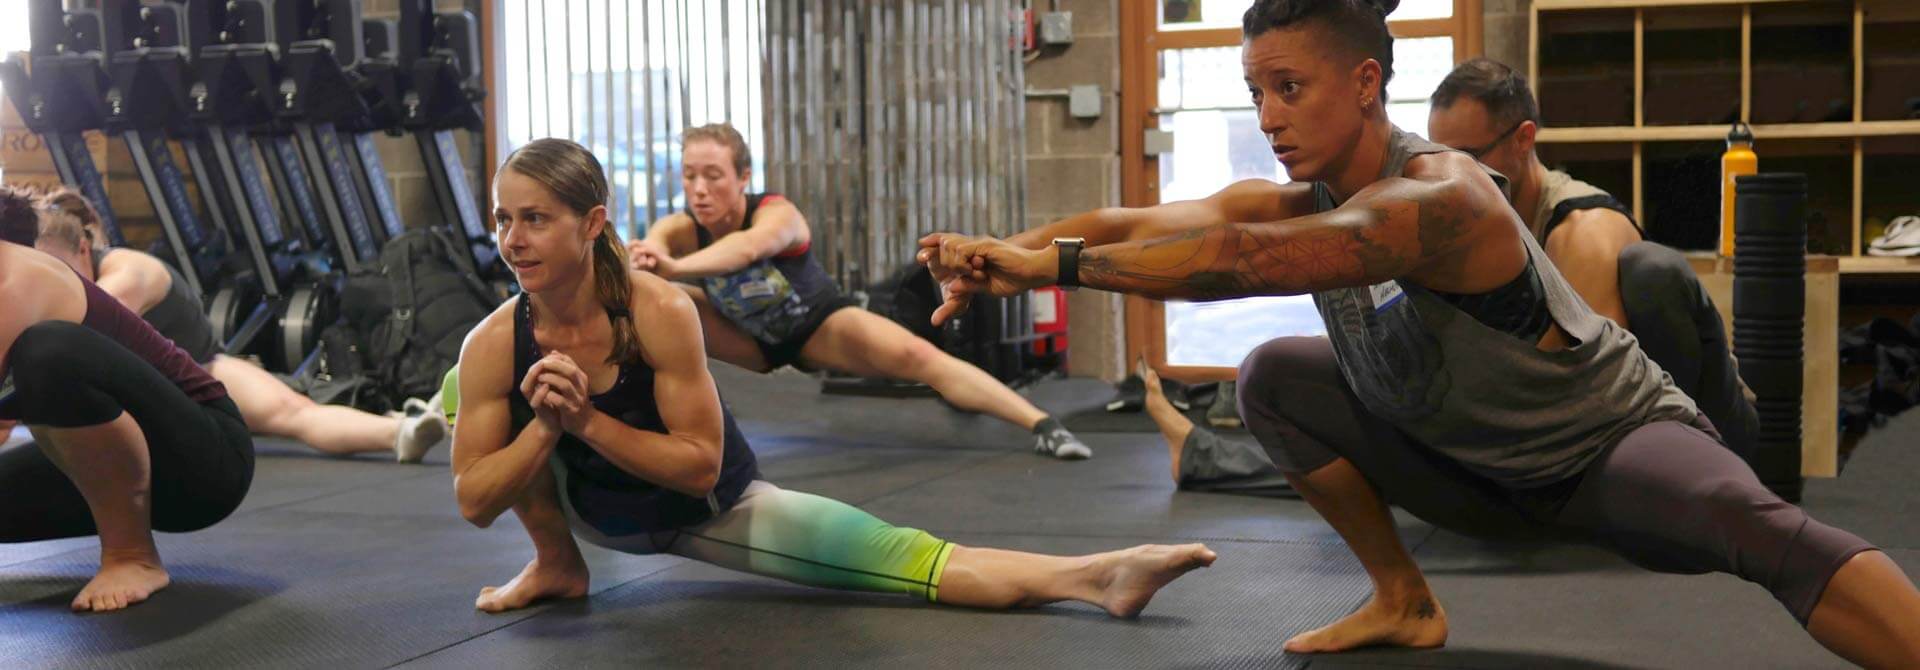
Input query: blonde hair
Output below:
<box><xmin>498</xmin><ymin>138</ymin><xmax>641</xmax><ymax>365</ymax></box>
<box><xmin>682</xmin><ymin>123</ymin><xmax>753</xmax><ymax>177</ymax></box>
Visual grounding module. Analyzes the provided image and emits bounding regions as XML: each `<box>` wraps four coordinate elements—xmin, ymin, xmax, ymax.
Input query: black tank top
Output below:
<box><xmin>100</xmin><ymin>250</ymin><xmax>223</xmax><ymax>364</ymax></box>
<box><xmin>509</xmin><ymin>295</ymin><xmax>759</xmax><ymax>535</ymax></box>
<box><xmin>690</xmin><ymin>193</ymin><xmax>846</xmax><ymax>343</ymax></box>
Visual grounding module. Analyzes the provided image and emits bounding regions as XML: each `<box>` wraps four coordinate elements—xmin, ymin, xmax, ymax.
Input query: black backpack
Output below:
<box><xmin>339</xmin><ymin>226</ymin><xmax>503</xmax><ymax>408</ymax></box>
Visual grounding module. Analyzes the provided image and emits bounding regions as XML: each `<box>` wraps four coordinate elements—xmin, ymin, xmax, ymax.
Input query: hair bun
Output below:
<box><xmin>1369</xmin><ymin>0</ymin><xmax>1400</xmax><ymax>16</ymax></box>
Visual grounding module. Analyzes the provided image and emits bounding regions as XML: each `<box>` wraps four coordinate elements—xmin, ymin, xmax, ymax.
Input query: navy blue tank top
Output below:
<box><xmin>509</xmin><ymin>295</ymin><xmax>759</xmax><ymax>535</ymax></box>
<box><xmin>690</xmin><ymin>193</ymin><xmax>846</xmax><ymax>343</ymax></box>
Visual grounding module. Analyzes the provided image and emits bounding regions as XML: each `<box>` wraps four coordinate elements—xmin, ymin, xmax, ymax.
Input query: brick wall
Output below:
<box><xmin>1025</xmin><ymin>0</ymin><xmax>1126</xmax><ymax>381</ymax></box>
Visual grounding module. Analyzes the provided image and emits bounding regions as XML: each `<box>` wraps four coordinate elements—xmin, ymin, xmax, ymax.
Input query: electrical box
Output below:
<box><xmin>1039</xmin><ymin>11</ymin><xmax>1072</xmax><ymax>46</ymax></box>
<box><xmin>1068</xmin><ymin>84</ymin><xmax>1100</xmax><ymax>119</ymax></box>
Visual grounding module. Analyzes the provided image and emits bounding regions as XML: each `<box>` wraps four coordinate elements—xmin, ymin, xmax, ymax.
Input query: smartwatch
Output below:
<box><xmin>1053</xmin><ymin>237</ymin><xmax>1085</xmax><ymax>290</ymax></box>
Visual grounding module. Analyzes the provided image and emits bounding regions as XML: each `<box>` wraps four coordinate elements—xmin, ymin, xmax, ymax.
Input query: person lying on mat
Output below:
<box><xmin>30</xmin><ymin>189</ymin><xmax>448</xmax><ymax>463</ymax></box>
<box><xmin>448</xmin><ymin>137</ymin><xmax>1214</xmax><ymax>615</ymax></box>
<box><xmin>918</xmin><ymin>0</ymin><xmax>1920</xmax><ymax>665</ymax></box>
<box><xmin>0</xmin><ymin>187</ymin><xmax>254</xmax><ymax>612</ymax></box>
<box><xmin>624</xmin><ymin>123</ymin><xmax>1093</xmax><ymax>460</ymax></box>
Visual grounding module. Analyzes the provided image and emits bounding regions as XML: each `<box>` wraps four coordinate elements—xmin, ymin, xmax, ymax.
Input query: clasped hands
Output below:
<box><xmin>915</xmin><ymin>233</ymin><xmax>1058</xmax><ymax>326</ymax></box>
<box><xmin>521</xmin><ymin>352</ymin><xmax>595</xmax><ymax>436</ymax></box>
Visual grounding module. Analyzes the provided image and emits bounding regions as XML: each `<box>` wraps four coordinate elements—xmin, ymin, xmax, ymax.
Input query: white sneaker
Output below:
<box><xmin>1869</xmin><ymin>216</ymin><xmax>1920</xmax><ymax>257</ymax></box>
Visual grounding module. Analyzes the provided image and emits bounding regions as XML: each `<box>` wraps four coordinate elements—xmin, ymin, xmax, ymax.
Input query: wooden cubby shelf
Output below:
<box><xmin>1531</xmin><ymin>0</ymin><xmax>1920</xmax><ymax>265</ymax></box>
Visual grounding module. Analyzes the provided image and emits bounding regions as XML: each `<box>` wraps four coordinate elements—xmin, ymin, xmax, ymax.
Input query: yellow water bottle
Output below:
<box><xmin>1721</xmin><ymin>122</ymin><xmax>1757</xmax><ymax>257</ymax></box>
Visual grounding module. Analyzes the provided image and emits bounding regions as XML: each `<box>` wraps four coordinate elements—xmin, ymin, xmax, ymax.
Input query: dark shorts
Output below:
<box><xmin>754</xmin><ymin>293</ymin><xmax>861</xmax><ymax>370</ymax></box>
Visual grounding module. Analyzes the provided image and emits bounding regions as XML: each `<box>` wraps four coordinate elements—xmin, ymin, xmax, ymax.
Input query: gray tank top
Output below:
<box><xmin>1309</xmin><ymin>127</ymin><xmax>1698</xmax><ymax>487</ymax></box>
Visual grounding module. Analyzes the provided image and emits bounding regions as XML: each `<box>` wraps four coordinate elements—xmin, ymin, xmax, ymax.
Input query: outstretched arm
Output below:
<box><xmin>662</xmin><ymin>199</ymin><xmax>809</xmax><ymax>279</ymax></box>
<box><xmin>925</xmin><ymin>167</ymin><xmax>1503</xmax><ymax>320</ymax></box>
<box><xmin>1005</xmin><ymin>179</ymin><xmax>1317</xmax><ymax>250</ymax></box>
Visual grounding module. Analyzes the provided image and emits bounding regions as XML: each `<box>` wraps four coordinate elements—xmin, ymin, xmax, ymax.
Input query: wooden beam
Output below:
<box><xmin>1537</xmin><ymin>0</ymin><xmax>1802</xmax><ymax>10</ymax></box>
<box><xmin>1150</xmin><ymin>27</ymin><xmax>1241</xmax><ymax>51</ymax></box>
<box><xmin>480</xmin><ymin>0</ymin><xmax>500</xmax><ymax>215</ymax></box>
<box><xmin>1390</xmin><ymin>18</ymin><xmax>1456</xmax><ymax>39</ymax></box>
<box><xmin>1459</xmin><ymin>0</ymin><xmax>1484</xmax><ymax>59</ymax></box>
<box><xmin>1741</xmin><ymin>4</ymin><xmax>1751</xmax><ymax>122</ymax></box>
<box><xmin>1536</xmin><ymin>119</ymin><xmax>1920</xmax><ymax>142</ymax></box>
<box><xmin>1122</xmin><ymin>0</ymin><xmax>1156</xmax><ymax>371</ymax></box>
<box><xmin>1634</xmin><ymin>9</ymin><xmax>1644</xmax><ymax>128</ymax></box>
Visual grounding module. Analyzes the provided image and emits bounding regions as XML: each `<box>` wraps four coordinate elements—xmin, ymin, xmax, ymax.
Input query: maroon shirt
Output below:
<box><xmin>0</xmin><ymin>273</ymin><xmax>226</xmax><ymax>419</ymax></box>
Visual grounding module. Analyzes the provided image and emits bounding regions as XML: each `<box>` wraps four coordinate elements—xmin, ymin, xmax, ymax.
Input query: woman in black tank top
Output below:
<box><xmin>624</xmin><ymin>123</ymin><xmax>1093</xmax><ymax>460</ymax></box>
<box><xmin>31</xmin><ymin>191</ymin><xmax>447</xmax><ymax>463</ymax></box>
<box><xmin>453</xmin><ymin>138</ymin><xmax>1214</xmax><ymax>616</ymax></box>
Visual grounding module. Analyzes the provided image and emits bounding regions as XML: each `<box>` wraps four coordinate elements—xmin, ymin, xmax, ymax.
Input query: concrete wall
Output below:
<box><xmin>1024</xmin><ymin>0</ymin><xmax>1127</xmax><ymax>382</ymax></box>
<box><xmin>1483</xmin><ymin>0</ymin><xmax>1532</xmax><ymax>72</ymax></box>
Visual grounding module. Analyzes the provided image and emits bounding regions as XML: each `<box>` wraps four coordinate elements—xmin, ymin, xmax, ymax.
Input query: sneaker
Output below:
<box><xmin>1869</xmin><ymin>216</ymin><xmax>1920</xmax><ymax>257</ymax></box>
<box><xmin>394</xmin><ymin>399</ymin><xmax>450</xmax><ymax>464</ymax></box>
<box><xmin>1161</xmin><ymin>378</ymin><xmax>1193</xmax><ymax>412</ymax></box>
<box><xmin>1105</xmin><ymin>375</ymin><xmax>1146</xmax><ymax>412</ymax></box>
<box><xmin>1032</xmin><ymin>418</ymin><xmax>1093</xmax><ymax>460</ymax></box>
<box><xmin>1207</xmin><ymin>380</ymin><xmax>1243</xmax><ymax>429</ymax></box>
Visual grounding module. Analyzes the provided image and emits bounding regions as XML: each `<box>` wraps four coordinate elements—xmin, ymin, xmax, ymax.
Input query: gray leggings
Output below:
<box><xmin>1237</xmin><ymin>336</ymin><xmax>1874</xmax><ymax>624</ymax></box>
<box><xmin>1618</xmin><ymin>241</ymin><xmax>1758</xmax><ymax>462</ymax></box>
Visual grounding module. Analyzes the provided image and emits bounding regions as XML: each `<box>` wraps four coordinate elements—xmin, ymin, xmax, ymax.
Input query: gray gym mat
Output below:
<box><xmin>1061</xmin><ymin>403</ymin><xmax>1245</xmax><ymax>434</ymax></box>
<box><xmin>3</xmin><ymin>370</ymin><xmax>1914</xmax><ymax>669</ymax></box>
<box><xmin>1312</xmin><ymin>538</ymin><xmax>1920</xmax><ymax>670</ymax></box>
<box><xmin>398</xmin><ymin>534</ymin><xmax>1369</xmax><ymax>670</ymax></box>
<box><xmin>856</xmin><ymin>433</ymin><xmax>1433</xmax><ymax>547</ymax></box>
<box><xmin>0</xmin><ymin>495</ymin><xmax>690</xmax><ymax>669</ymax></box>
<box><xmin>1800</xmin><ymin>406</ymin><xmax>1920</xmax><ymax>550</ymax></box>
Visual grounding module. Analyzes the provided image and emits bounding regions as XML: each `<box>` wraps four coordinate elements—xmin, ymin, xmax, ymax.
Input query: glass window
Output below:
<box><xmin>1387</xmin><ymin>36</ymin><xmax>1454</xmax><ymax>137</ymax></box>
<box><xmin>500</xmin><ymin>0</ymin><xmax>764</xmax><ymax>238</ymax></box>
<box><xmin>1155</xmin><ymin>35</ymin><xmax>1455</xmax><ymax>368</ymax></box>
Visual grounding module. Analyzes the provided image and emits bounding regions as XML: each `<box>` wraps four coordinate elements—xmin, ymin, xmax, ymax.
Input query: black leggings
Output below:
<box><xmin>1238</xmin><ymin>336</ymin><xmax>1874</xmax><ymax>624</ymax></box>
<box><xmin>1</xmin><ymin>322</ymin><xmax>254</xmax><ymax>542</ymax></box>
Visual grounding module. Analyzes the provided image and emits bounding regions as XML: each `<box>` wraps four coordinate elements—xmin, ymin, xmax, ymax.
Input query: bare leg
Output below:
<box><xmin>800</xmin><ymin>309</ymin><xmax>1048</xmax><ymax>430</ymax></box>
<box><xmin>1138</xmin><ymin>357</ymin><xmax>1195</xmax><ymax>482</ymax></box>
<box><xmin>937</xmin><ymin>543</ymin><xmax>1217</xmax><ymax>617</ymax></box>
<box><xmin>675</xmin><ymin>284</ymin><xmax>775</xmax><ymax>373</ymax></box>
<box><xmin>474</xmin><ymin>460</ymin><xmax>591</xmax><ymax>613</ymax></box>
<box><xmin>1805</xmin><ymin>550</ymin><xmax>1920</xmax><ymax>668</ymax></box>
<box><xmin>212</xmin><ymin>356</ymin><xmax>404</xmax><ymax>455</ymax></box>
<box><xmin>1283</xmin><ymin>458</ymin><xmax>1448</xmax><ymax>653</ymax></box>
<box><xmin>29</xmin><ymin>414</ymin><xmax>171</xmax><ymax>612</ymax></box>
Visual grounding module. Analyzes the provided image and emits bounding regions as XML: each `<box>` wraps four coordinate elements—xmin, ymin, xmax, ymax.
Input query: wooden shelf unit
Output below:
<box><xmin>1531</xmin><ymin>0</ymin><xmax>1920</xmax><ymax>265</ymax></box>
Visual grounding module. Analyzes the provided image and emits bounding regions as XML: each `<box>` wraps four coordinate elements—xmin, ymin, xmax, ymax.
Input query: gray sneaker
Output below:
<box><xmin>1207</xmin><ymin>380</ymin><xmax>1242</xmax><ymax>429</ymax></box>
<box><xmin>1032</xmin><ymin>418</ymin><xmax>1092</xmax><ymax>460</ymax></box>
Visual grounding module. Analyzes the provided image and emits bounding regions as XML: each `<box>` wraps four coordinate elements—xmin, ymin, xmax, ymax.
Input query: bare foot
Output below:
<box><xmin>1284</xmin><ymin>591</ymin><xmax>1449</xmax><ymax>653</ymax></box>
<box><xmin>1098</xmin><ymin>543</ymin><xmax>1217</xmax><ymax>618</ymax></box>
<box><xmin>1137</xmin><ymin>357</ymin><xmax>1192</xmax><ymax>482</ymax></box>
<box><xmin>72</xmin><ymin>556</ymin><xmax>170</xmax><ymax>613</ymax></box>
<box><xmin>476</xmin><ymin>555</ymin><xmax>590</xmax><ymax>613</ymax></box>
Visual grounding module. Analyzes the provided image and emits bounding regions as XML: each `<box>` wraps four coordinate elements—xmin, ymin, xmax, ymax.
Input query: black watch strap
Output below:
<box><xmin>1054</xmin><ymin>238</ymin><xmax>1084</xmax><ymax>289</ymax></box>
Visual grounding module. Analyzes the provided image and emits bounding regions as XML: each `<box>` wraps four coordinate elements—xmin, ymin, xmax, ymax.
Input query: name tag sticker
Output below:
<box><xmin>1368</xmin><ymin>280</ymin><xmax>1405</xmax><ymax>313</ymax></box>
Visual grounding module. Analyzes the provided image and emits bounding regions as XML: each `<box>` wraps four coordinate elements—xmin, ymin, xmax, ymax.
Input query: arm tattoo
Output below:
<box><xmin>1077</xmin><ymin>180</ymin><xmax>1481</xmax><ymax>300</ymax></box>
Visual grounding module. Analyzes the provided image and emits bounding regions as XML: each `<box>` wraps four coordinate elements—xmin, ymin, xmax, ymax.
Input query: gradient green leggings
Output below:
<box><xmin>440</xmin><ymin>368</ymin><xmax>956</xmax><ymax>601</ymax></box>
